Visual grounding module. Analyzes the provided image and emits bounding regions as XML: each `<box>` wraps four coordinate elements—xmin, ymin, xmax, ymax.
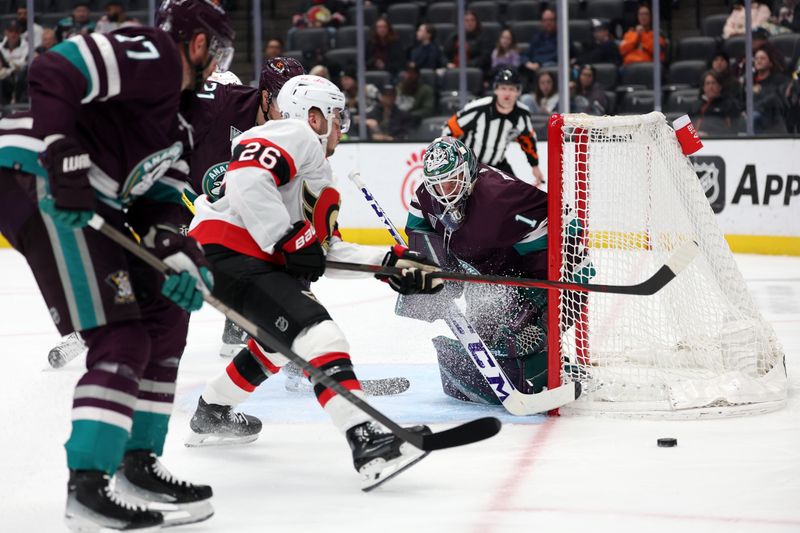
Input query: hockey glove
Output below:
<box><xmin>277</xmin><ymin>220</ymin><xmax>326</xmax><ymax>282</ymax></box>
<box><xmin>38</xmin><ymin>136</ymin><xmax>95</xmax><ymax>229</ymax></box>
<box><xmin>142</xmin><ymin>224</ymin><xmax>214</xmax><ymax>312</ymax></box>
<box><xmin>379</xmin><ymin>245</ymin><xmax>443</xmax><ymax>295</ymax></box>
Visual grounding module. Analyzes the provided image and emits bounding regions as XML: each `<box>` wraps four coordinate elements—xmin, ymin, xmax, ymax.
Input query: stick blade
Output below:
<box><xmin>502</xmin><ymin>381</ymin><xmax>581</xmax><ymax>416</ymax></box>
<box><xmin>420</xmin><ymin>417</ymin><xmax>502</xmax><ymax>451</ymax></box>
<box><xmin>666</xmin><ymin>240</ymin><xmax>699</xmax><ymax>276</ymax></box>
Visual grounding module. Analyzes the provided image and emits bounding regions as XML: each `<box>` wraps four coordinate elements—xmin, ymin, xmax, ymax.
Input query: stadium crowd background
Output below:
<box><xmin>2</xmin><ymin>0</ymin><xmax>800</xmax><ymax>140</ymax></box>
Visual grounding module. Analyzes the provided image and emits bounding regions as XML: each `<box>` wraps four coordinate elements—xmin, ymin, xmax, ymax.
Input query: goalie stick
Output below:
<box><xmin>87</xmin><ymin>214</ymin><xmax>501</xmax><ymax>452</ymax></box>
<box><xmin>347</xmin><ymin>170</ymin><xmax>581</xmax><ymax>415</ymax></box>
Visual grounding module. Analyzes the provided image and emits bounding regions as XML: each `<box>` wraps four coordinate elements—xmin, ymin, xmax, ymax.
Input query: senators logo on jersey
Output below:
<box><xmin>302</xmin><ymin>182</ymin><xmax>341</xmax><ymax>250</ymax></box>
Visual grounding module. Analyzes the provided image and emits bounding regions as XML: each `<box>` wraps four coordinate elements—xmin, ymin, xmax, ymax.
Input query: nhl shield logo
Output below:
<box><xmin>690</xmin><ymin>155</ymin><xmax>726</xmax><ymax>214</ymax></box>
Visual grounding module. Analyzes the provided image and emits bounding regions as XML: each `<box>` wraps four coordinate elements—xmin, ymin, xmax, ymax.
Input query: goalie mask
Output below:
<box><xmin>422</xmin><ymin>137</ymin><xmax>477</xmax><ymax>229</ymax></box>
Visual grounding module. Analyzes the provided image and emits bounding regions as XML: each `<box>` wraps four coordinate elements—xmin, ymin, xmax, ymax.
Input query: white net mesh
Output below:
<box><xmin>552</xmin><ymin>112</ymin><xmax>787</xmax><ymax>418</ymax></box>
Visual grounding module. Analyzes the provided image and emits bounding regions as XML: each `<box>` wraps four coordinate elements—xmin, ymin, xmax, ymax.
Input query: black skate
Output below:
<box><xmin>219</xmin><ymin>318</ymin><xmax>248</xmax><ymax>358</ymax></box>
<box><xmin>185</xmin><ymin>397</ymin><xmax>262</xmax><ymax>447</ymax></box>
<box><xmin>65</xmin><ymin>470</ymin><xmax>163</xmax><ymax>532</ymax></box>
<box><xmin>347</xmin><ymin>422</ymin><xmax>431</xmax><ymax>492</ymax></box>
<box><xmin>114</xmin><ymin>450</ymin><xmax>213</xmax><ymax>527</ymax></box>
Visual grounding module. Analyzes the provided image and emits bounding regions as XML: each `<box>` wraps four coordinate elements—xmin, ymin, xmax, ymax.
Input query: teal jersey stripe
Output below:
<box><xmin>53</xmin><ymin>223</ymin><xmax>101</xmax><ymax>329</ymax></box>
<box><xmin>406</xmin><ymin>212</ymin><xmax>433</xmax><ymax>233</ymax></box>
<box><xmin>513</xmin><ymin>236</ymin><xmax>548</xmax><ymax>255</ymax></box>
<box><xmin>36</xmin><ymin>176</ymin><xmax>100</xmax><ymax>330</ymax></box>
<box><xmin>65</xmin><ymin>420</ymin><xmax>129</xmax><ymax>474</ymax></box>
<box><xmin>142</xmin><ymin>180</ymin><xmax>189</xmax><ymax>206</ymax></box>
<box><xmin>126</xmin><ymin>411</ymin><xmax>171</xmax><ymax>456</ymax></box>
<box><xmin>52</xmin><ymin>40</ymin><xmax>93</xmax><ymax>99</ymax></box>
<box><xmin>0</xmin><ymin>146</ymin><xmax>46</xmax><ymax>177</ymax></box>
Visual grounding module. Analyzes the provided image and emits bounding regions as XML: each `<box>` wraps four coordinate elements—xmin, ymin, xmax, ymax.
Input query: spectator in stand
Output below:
<box><xmin>292</xmin><ymin>1</ymin><xmax>347</xmax><ymax>28</ymax></box>
<box><xmin>56</xmin><ymin>3</ymin><xmax>95</xmax><ymax>42</ymax></box>
<box><xmin>338</xmin><ymin>66</ymin><xmax>380</xmax><ymax>132</ymax></box>
<box><xmin>521</xmin><ymin>70</ymin><xmax>559</xmax><ymax>114</ymax></box>
<box><xmin>576</xmin><ymin>19</ymin><xmax>622</xmax><ymax>66</ymax></box>
<box><xmin>0</xmin><ymin>21</ymin><xmax>29</xmax><ymax>105</ymax></box>
<box><xmin>264</xmin><ymin>38</ymin><xmax>283</xmax><ymax>60</ymax></box>
<box><xmin>751</xmin><ymin>48</ymin><xmax>790</xmax><ymax>132</ymax></box>
<box><xmin>491</xmin><ymin>29</ymin><xmax>521</xmax><ymax>70</ymax></box>
<box><xmin>723</xmin><ymin>0</ymin><xmax>772</xmax><ymax>39</ymax></box>
<box><xmin>396</xmin><ymin>63</ymin><xmax>434</xmax><ymax>125</ymax></box>
<box><xmin>776</xmin><ymin>0</ymin><xmax>800</xmax><ymax>32</ymax></box>
<box><xmin>35</xmin><ymin>28</ymin><xmax>58</xmax><ymax>56</ymax></box>
<box><xmin>571</xmin><ymin>64</ymin><xmax>609</xmax><ymax>115</ymax></box>
<box><xmin>709</xmin><ymin>51</ymin><xmax>741</xmax><ymax>98</ymax></box>
<box><xmin>366</xmin><ymin>17</ymin><xmax>406</xmax><ymax>76</ymax></box>
<box><xmin>445</xmin><ymin>10</ymin><xmax>491</xmax><ymax>71</ymax></box>
<box><xmin>732</xmin><ymin>28</ymin><xmax>787</xmax><ymax>77</ymax></box>
<box><xmin>95</xmin><ymin>1</ymin><xmax>141</xmax><ymax>34</ymax></box>
<box><xmin>366</xmin><ymin>85</ymin><xmax>414</xmax><ymax>141</ymax></box>
<box><xmin>16</xmin><ymin>7</ymin><xmax>43</xmax><ymax>50</ymax></box>
<box><xmin>522</xmin><ymin>8</ymin><xmax>558</xmax><ymax>75</ymax></box>
<box><xmin>410</xmin><ymin>23</ymin><xmax>446</xmax><ymax>70</ymax></box>
<box><xmin>310</xmin><ymin>64</ymin><xmax>331</xmax><ymax>79</ymax></box>
<box><xmin>619</xmin><ymin>3</ymin><xmax>666</xmax><ymax>65</ymax></box>
<box><xmin>785</xmin><ymin>69</ymin><xmax>800</xmax><ymax>132</ymax></box>
<box><xmin>689</xmin><ymin>71</ymin><xmax>743</xmax><ymax>136</ymax></box>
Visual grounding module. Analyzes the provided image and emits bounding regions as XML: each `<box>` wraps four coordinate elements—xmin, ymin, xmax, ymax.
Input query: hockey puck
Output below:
<box><xmin>657</xmin><ymin>438</ymin><xmax>678</xmax><ymax>448</ymax></box>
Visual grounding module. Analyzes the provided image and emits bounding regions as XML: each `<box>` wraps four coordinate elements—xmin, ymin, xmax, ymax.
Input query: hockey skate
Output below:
<box><xmin>219</xmin><ymin>318</ymin><xmax>248</xmax><ymax>358</ymax></box>
<box><xmin>284</xmin><ymin>360</ymin><xmax>412</xmax><ymax>396</ymax></box>
<box><xmin>185</xmin><ymin>397</ymin><xmax>262</xmax><ymax>447</ymax></box>
<box><xmin>65</xmin><ymin>470</ymin><xmax>163</xmax><ymax>532</ymax></box>
<box><xmin>347</xmin><ymin>421</ymin><xmax>431</xmax><ymax>492</ymax></box>
<box><xmin>114</xmin><ymin>450</ymin><xmax>213</xmax><ymax>527</ymax></box>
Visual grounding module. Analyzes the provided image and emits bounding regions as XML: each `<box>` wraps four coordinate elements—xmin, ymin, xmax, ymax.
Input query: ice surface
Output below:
<box><xmin>0</xmin><ymin>249</ymin><xmax>798</xmax><ymax>533</ymax></box>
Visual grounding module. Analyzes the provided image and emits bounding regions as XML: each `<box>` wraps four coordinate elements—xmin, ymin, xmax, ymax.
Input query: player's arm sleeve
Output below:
<box><xmin>29</xmin><ymin>31</ymin><xmax>181</xmax><ymax>140</ymax></box>
<box><xmin>405</xmin><ymin>194</ymin><xmax>435</xmax><ymax>234</ymax></box>
<box><xmin>325</xmin><ymin>238</ymin><xmax>387</xmax><ymax>279</ymax></box>
<box><xmin>515</xmin><ymin>113</ymin><xmax>540</xmax><ymax>167</ymax></box>
<box><xmin>441</xmin><ymin>106</ymin><xmax>478</xmax><ymax>138</ymax></box>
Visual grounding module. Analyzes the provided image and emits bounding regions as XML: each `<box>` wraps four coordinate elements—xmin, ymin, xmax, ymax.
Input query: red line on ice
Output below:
<box><xmin>472</xmin><ymin>417</ymin><xmax>558</xmax><ymax>533</ymax></box>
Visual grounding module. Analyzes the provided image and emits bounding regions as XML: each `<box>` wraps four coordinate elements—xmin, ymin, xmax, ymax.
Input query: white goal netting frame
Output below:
<box><xmin>546</xmin><ymin>112</ymin><xmax>787</xmax><ymax>419</ymax></box>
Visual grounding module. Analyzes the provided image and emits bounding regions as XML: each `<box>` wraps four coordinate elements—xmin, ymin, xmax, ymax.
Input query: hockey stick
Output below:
<box><xmin>347</xmin><ymin>170</ymin><xmax>581</xmax><ymax>415</ymax></box>
<box><xmin>327</xmin><ymin>240</ymin><xmax>698</xmax><ymax>295</ymax></box>
<box><xmin>87</xmin><ymin>214</ymin><xmax>501</xmax><ymax>452</ymax></box>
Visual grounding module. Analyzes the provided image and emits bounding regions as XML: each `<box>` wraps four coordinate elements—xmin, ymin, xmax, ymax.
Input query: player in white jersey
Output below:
<box><xmin>185</xmin><ymin>74</ymin><xmax>443</xmax><ymax>490</ymax></box>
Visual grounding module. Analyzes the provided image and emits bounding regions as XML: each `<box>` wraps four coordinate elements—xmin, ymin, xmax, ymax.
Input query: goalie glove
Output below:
<box><xmin>276</xmin><ymin>220</ymin><xmax>326</xmax><ymax>282</ymax></box>
<box><xmin>142</xmin><ymin>224</ymin><xmax>214</xmax><ymax>312</ymax></box>
<box><xmin>379</xmin><ymin>245</ymin><xmax>443</xmax><ymax>295</ymax></box>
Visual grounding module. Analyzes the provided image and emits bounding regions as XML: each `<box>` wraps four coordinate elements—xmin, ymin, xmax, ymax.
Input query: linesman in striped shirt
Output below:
<box><xmin>442</xmin><ymin>68</ymin><xmax>545</xmax><ymax>186</ymax></box>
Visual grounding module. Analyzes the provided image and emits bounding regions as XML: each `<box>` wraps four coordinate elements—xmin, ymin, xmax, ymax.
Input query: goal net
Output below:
<box><xmin>546</xmin><ymin>112</ymin><xmax>786</xmax><ymax>418</ymax></box>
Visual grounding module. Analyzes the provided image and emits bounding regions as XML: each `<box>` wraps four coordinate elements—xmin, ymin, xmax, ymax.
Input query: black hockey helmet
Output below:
<box><xmin>493</xmin><ymin>68</ymin><xmax>522</xmax><ymax>90</ymax></box>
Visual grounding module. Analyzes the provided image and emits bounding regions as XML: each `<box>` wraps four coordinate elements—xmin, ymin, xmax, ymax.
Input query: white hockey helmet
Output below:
<box><xmin>208</xmin><ymin>69</ymin><xmax>243</xmax><ymax>85</ymax></box>
<box><xmin>276</xmin><ymin>74</ymin><xmax>350</xmax><ymax>139</ymax></box>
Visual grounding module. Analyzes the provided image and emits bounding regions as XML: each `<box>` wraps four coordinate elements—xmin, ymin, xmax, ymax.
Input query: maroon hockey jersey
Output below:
<box><xmin>187</xmin><ymin>83</ymin><xmax>260</xmax><ymax>199</ymax></box>
<box><xmin>27</xmin><ymin>27</ymin><xmax>187</xmax><ymax>208</ymax></box>
<box><xmin>406</xmin><ymin>163</ymin><xmax>548</xmax><ymax>278</ymax></box>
